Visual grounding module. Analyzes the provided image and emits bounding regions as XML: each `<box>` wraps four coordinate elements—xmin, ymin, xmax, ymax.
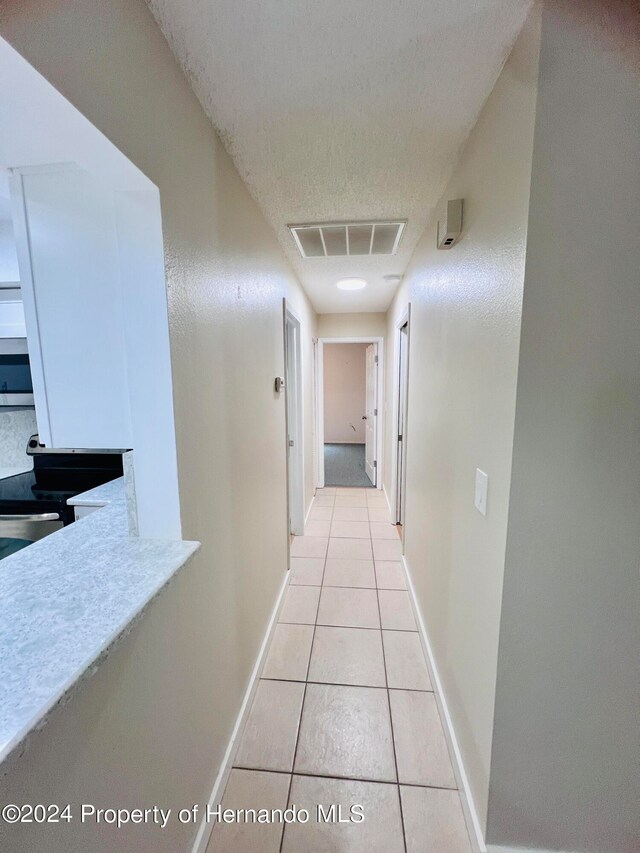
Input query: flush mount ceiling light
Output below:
<box><xmin>383</xmin><ymin>274</ymin><xmax>403</xmax><ymax>285</ymax></box>
<box><xmin>336</xmin><ymin>278</ymin><xmax>367</xmax><ymax>291</ymax></box>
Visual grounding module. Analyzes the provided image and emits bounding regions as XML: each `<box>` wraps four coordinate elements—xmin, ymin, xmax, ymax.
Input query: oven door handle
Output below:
<box><xmin>0</xmin><ymin>512</ymin><xmax>60</xmax><ymax>522</ymax></box>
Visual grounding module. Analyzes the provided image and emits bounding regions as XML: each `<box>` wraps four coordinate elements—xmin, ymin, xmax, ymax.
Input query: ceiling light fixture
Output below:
<box><xmin>383</xmin><ymin>274</ymin><xmax>403</xmax><ymax>285</ymax></box>
<box><xmin>336</xmin><ymin>278</ymin><xmax>367</xmax><ymax>291</ymax></box>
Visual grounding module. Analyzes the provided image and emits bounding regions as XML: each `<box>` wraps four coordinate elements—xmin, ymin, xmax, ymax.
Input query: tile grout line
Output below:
<box><xmin>374</xmin><ymin>548</ymin><xmax>409</xmax><ymax>853</ymax></box>
<box><xmin>278</xmin><ymin>520</ymin><xmax>328</xmax><ymax>853</ymax></box>
<box><xmin>280</xmin><ymin>620</ymin><xmax>419</xmax><ymax>633</ymax></box>
<box><xmin>234</xmin><ymin>765</ymin><xmax>459</xmax><ymax>792</ymax></box>
<box><xmin>260</xmin><ymin>676</ymin><xmax>434</xmax><ymax>694</ymax></box>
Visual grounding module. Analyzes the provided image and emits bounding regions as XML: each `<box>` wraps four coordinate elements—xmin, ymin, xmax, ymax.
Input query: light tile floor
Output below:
<box><xmin>208</xmin><ymin>488</ymin><xmax>473</xmax><ymax>852</ymax></box>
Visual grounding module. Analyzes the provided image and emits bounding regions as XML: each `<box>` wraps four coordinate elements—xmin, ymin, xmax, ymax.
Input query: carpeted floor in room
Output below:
<box><xmin>324</xmin><ymin>443</ymin><xmax>374</xmax><ymax>487</ymax></box>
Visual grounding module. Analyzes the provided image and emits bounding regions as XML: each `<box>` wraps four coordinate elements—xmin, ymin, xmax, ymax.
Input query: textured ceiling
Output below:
<box><xmin>147</xmin><ymin>0</ymin><xmax>531</xmax><ymax>313</ymax></box>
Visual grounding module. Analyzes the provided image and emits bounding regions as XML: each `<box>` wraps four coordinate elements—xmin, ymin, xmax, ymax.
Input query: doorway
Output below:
<box><xmin>284</xmin><ymin>301</ymin><xmax>304</xmax><ymax>536</ymax></box>
<box><xmin>393</xmin><ymin>306</ymin><xmax>411</xmax><ymax>527</ymax></box>
<box><xmin>316</xmin><ymin>337</ymin><xmax>383</xmax><ymax>489</ymax></box>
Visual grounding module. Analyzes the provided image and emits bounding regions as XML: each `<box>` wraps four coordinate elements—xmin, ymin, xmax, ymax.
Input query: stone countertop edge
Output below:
<box><xmin>0</xmin><ymin>478</ymin><xmax>200</xmax><ymax>771</ymax></box>
<box><xmin>67</xmin><ymin>476</ymin><xmax>128</xmax><ymax>507</ymax></box>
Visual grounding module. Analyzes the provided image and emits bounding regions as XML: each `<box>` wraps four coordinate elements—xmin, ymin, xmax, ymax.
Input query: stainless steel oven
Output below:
<box><xmin>0</xmin><ymin>338</ymin><xmax>34</xmax><ymax>407</ymax></box>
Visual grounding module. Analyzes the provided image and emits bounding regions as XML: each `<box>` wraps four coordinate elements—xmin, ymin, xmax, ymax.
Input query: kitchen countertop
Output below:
<box><xmin>0</xmin><ymin>477</ymin><xmax>199</xmax><ymax>768</ymax></box>
<box><xmin>67</xmin><ymin>476</ymin><xmax>127</xmax><ymax>507</ymax></box>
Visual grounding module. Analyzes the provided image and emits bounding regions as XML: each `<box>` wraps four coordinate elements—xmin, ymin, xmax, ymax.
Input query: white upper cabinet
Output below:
<box><xmin>11</xmin><ymin>165</ymin><xmax>133</xmax><ymax>449</ymax></box>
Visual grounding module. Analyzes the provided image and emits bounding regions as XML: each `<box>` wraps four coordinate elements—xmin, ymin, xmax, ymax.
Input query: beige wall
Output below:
<box><xmin>0</xmin><ymin>2</ymin><xmax>315</xmax><ymax>851</ymax></box>
<box><xmin>318</xmin><ymin>311</ymin><xmax>386</xmax><ymax>338</ymax></box>
<box><xmin>487</xmin><ymin>2</ymin><xmax>640</xmax><ymax>850</ymax></box>
<box><xmin>324</xmin><ymin>343</ymin><xmax>367</xmax><ymax>443</ymax></box>
<box><xmin>383</xmin><ymin>7</ymin><xmax>541</xmax><ymax>833</ymax></box>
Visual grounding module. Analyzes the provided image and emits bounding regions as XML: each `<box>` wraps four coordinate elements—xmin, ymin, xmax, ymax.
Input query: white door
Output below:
<box><xmin>284</xmin><ymin>308</ymin><xmax>304</xmax><ymax>535</ymax></box>
<box><xmin>396</xmin><ymin>321</ymin><xmax>409</xmax><ymax>524</ymax></box>
<box><xmin>364</xmin><ymin>343</ymin><xmax>377</xmax><ymax>485</ymax></box>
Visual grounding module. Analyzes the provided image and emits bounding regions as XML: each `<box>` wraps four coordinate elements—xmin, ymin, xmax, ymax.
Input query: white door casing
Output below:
<box><xmin>365</xmin><ymin>343</ymin><xmax>377</xmax><ymax>486</ymax></box>
<box><xmin>284</xmin><ymin>303</ymin><xmax>305</xmax><ymax>536</ymax></box>
<box><xmin>396</xmin><ymin>321</ymin><xmax>409</xmax><ymax>524</ymax></box>
<box><xmin>316</xmin><ymin>337</ymin><xmax>384</xmax><ymax>491</ymax></box>
<box><xmin>391</xmin><ymin>304</ymin><xmax>411</xmax><ymax>529</ymax></box>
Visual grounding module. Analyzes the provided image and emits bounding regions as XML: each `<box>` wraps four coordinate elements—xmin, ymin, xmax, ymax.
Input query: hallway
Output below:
<box><xmin>209</xmin><ymin>487</ymin><xmax>472</xmax><ymax>852</ymax></box>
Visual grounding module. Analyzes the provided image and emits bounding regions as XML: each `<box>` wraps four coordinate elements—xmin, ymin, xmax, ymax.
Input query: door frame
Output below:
<box><xmin>283</xmin><ymin>301</ymin><xmax>305</xmax><ymax>535</ymax></box>
<box><xmin>391</xmin><ymin>304</ymin><xmax>411</xmax><ymax>524</ymax></box>
<box><xmin>315</xmin><ymin>336</ymin><xmax>384</xmax><ymax>490</ymax></box>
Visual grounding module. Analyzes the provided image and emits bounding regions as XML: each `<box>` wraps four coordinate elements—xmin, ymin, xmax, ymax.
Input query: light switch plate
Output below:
<box><xmin>475</xmin><ymin>469</ymin><xmax>488</xmax><ymax>516</ymax></box>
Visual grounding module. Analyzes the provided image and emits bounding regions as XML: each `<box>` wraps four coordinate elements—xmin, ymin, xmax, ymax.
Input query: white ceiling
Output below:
<box><xmin>147</xmin><ymin>0</ymin><xmax>531</xmax><ymax>313</ymax></box>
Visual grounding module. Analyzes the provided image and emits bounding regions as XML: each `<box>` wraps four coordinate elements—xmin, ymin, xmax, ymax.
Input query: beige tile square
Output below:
<box><xmin>317</xmin><ymin>487</ymin><xmax>337</xmax><ymax>495</ymax></box>
<box><xmin>330</xmin><ymin>520</ymin><xmax>371</xmax><ymax>539</ymax></box>
<box><xmin>314</xmin><ymin>495</ymin><xmax>335</xmax><ymax>506</ymax></box>
<box><xmin>262</xmin><ymin>623</ymin><xmax>314</xmax><ymax>681</ymax></box>
<box><xmin>295</xmin><ymin>684</ymin><xmax>396</xmax><ymax>781</ymax></box>
<box><xmin>309</xmin><ymin>505</ymin><xmax>333</xmax><ymax>520</ymax></box>
<box><xmin>389</xmin><ymin>690</ymin><xmax>456</xmax><ymax>787</ymax></box>
<box><xmin>208</xmin><ymin>769</ymin><xmax>290</xmax><ymax>853</ymax></box>
<box><xmin>373</xmin><ymin>538</ymin><xmax>403</xmax><ymax>561</ymax></box>
<box><xmin>290</xmin><ymin>557</ymin><xmax>324</xmax><ymax>586</ymax></box>
<box><xmin>378</xmin><ymin>589</ymin><xmax>416</xmax><ymax>630</ymax></box>
<box><xmin>333</xmin><ymin>505</ymin><xmax>369</xmax><ymax>522</ymax></box>
<box><xmin>366</xmin><ymin>492</ymin><xmax>388</xmax><ymax>506</ymax></box>
<box><xmin>374</xmin><ymin>560</ymin><xmax>406</xmax><ymax>590</ymax></box>
<box><xmin>308</xmin><ymin>626</ymin><xmax>385</xmax><ymax>687</ymax></box>
<box><xmin>336</xmin><ymin>488</ymin><xmax>367</xmax><ymax>496</ymax></box>
<box><xmin>335</xmin><ymin>494</ymin><xmax>368</xmax><ymax>507</ymax></box>
<box><xmin>305</xmin><ymin>519</ymin><xmax>331</xmax><ymax>537</ymax></box>
<box><xmin>283</xmin><ymin>775</ymin><xmax>404</xmax><ymax>853</ymax></box>
<box><xmin>323</xmin><ymin>558</ymin><xmax>376</xmax><ymax>588</ymax></box>
<box><xmin>383</xmin><ymin>630</ymin><xmax>432</xmax><ymax>690</ymax></box>
<box><xmin>368</xmin><ymin>506</ymin><xmax>392</xmax><ymax>523</ymax></box>
<box><xmin>279</xmin><ymin>585</ymin><xmax>320</xmax><ymax>624</ymax></box>
<box><xmin>317</xmin><ymin>586</ymin><xmax>380</xmax><ymax>628</ymax></box>
<box><xmin>401</xmin><ymin>786</ymin><xmax>472</xmax><ymax>853</ymax></box>
<box><xmin>291</xmin><ymin>536</ymin><xmax>328</xmax><ymax>559</ymax></box>
<box><xmin>327</xmin><ymin>537</ymin><xmax>373</xmax><ymax>560</ymax></box>
<box><xmin>370</xmin><ymin>521</ymin><xmax>399</xmax><ymax>540</ymax></box>
<box><xmin>234</xmin><ymin>680</ymin><xmax>305</xmax><ymax>772</ymax></box>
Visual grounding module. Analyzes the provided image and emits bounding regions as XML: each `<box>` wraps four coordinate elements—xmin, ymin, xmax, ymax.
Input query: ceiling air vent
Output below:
<box><xmin>289</xmin><ymin>221</ymin><xmax>406</xmax><ymax>259</ymax></box>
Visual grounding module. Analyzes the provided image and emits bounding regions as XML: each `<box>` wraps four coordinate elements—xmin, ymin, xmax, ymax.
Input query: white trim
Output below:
<box><xmin>9</xmin><ymin>171</ymin><xmax>53</xmax><ymax>446</ymax></box>
<box><xmin>191</xmin><ymin>570</ymin><xmax>290</xmax><ymax>853</ymax></box>
<box><xmin>390</xmin><ymin>305</ymin><xmax>411</xmax><ymax>525</ymax></box>
<box><xmin>402</xmin><ymin>553</ymin><xmax>487</xmax><ymax>853</ymax></box>
<box><xmin>382</xmin><ymin>482</ymin><xmax>393</xmax><ymax>516</ymax></box>
<box><xmin>284</xmin><ymin>302</ymin><xmax>305</xmax><ymax>536</ymax></box>
<box><xmin>488</xmin><ymin>848</ymin><xmax>580</xmax><ymax>853</ymax></box>
<box><xmin>316</xmin><ymin>336</ymin><xmax>384</xmax><ymax>490</ymax></box>
<box><xmin>304</xmin><ymin>497</ymin><xmax>314</xmax><ymax>528</ymax></box>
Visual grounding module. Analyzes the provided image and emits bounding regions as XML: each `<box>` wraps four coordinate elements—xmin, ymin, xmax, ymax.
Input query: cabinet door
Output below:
<box><xmin>11</xmin><ymin>166</ymin><xmax>133</xmax><ymax>449</ymax></box>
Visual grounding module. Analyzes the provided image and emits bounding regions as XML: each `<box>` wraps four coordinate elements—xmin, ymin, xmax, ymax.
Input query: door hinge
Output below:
<box><xmin>289</xmin><ymin>439</ymin><xmax>294</xmax><ymax>447</ymax></box>
<box><xmin>374</xmin><ymin>355</ymin><xmax>379</xmax><ymax>364</ymax></box>
<box><xmin>374</xmin><ymin>460</ymin><xmax>377</xmax><ymax>468</ymax></box>
<box><xmin>374</xmin><ymin>408</ymin><xmax>378</xmax><ymax>416</ymax></box>
<box><xmin>398</xmin><ymin>434</ymin><xmax>403</xmax><ymax>441</ymax></box>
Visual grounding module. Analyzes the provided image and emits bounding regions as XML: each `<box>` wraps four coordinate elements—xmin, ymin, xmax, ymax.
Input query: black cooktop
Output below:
<box><xmin>0</xmin><ymin>444</ymin><xmax>124</xmax><ymax>524</ymax></box>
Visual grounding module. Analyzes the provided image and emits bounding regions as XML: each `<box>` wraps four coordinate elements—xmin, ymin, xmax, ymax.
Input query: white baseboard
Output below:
<box><xmin>304</xmin><ymin>499</ymin><xmax>313</xmax><ymax>527</ymax></box>
<box><xmin>402</xmin><ymin>554</ymin><xmax>487</xmax><ymax>853</ymax></box>
<box><xmin>191</xmin><ymin>570</ymin><xmax>290</xmax><ymax>853</ymax></box>
<box><xmin>488</xmin><ymin>847</ymin><xmax>579</xmax><ymax>853</ymax></box>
